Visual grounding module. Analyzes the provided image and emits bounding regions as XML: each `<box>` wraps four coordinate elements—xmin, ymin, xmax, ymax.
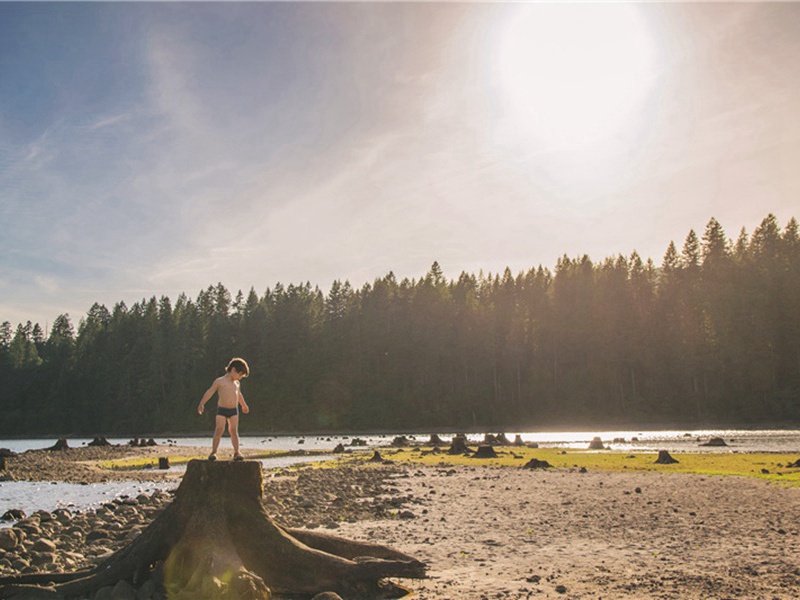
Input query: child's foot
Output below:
<box><xmin>233</xmin><ymin>453</ymin><xmax>244</xmax><ymax>462</ymax></box>
<box><xmin>208</xmin><ymin>453</ymin><xmax>217</xmax><ymax>462</ymax></box>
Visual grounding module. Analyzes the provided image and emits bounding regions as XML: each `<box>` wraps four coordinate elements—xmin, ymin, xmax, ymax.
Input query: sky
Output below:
<box><xmin>1</xmin><ymin>2</ymin><xmax>800</xmax><ymax>328</ymax></box>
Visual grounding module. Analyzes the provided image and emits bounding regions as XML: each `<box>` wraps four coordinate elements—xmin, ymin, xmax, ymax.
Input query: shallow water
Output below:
<box><xmin>1</xmin><ymin>429</ymin><xmax>797</xmax><ymax>523</ymax></box>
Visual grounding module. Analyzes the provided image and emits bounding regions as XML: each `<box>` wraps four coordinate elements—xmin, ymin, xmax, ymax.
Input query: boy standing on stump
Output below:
<box><xmin>198</xmin><ymin>357</ymin><xmax>250</xmax><ymax>461</ymax></box>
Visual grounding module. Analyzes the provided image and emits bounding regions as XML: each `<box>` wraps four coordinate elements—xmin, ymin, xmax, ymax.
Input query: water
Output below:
<box><xmin>1</xmin><ymin>430</ymin><xmax>798</xmax><ymax>521</ymax></box>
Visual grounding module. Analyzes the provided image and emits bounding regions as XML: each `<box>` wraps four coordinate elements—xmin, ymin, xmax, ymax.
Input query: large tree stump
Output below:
<box><xmin>0</xmin><ymin>460</ymin><xmax>425</xmax><ymax>599</ymax></box>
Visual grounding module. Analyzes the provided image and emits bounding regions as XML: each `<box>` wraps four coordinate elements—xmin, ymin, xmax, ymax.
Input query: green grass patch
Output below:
<box><xmin>370</xmin><ymin>446</ymin><xmax>800</xmax><ymax>486</ymax></box>
<box><xmin>97</xmin><ymin>450</ymin><xmax>293</xmax><ymax>471</ymax></box>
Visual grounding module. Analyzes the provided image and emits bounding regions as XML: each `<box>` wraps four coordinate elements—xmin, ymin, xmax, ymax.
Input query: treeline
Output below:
<box><xmin>1</xmin><ymin>214</ymin><xmax>799</xmax><ymax>436</ymax></box>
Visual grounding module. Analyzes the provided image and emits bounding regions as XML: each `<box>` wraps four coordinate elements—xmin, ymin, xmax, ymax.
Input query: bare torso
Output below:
<box><xmin>215</xmin><ymin>375</ymin><xmax>241</xmax><ymax>409</ymax></box>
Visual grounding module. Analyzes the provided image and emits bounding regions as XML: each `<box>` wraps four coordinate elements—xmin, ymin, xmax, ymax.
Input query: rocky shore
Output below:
<box><xmin>1</xmin><ymin>445</ymin><xmax>799</xmax><ymax>599</ymax></box>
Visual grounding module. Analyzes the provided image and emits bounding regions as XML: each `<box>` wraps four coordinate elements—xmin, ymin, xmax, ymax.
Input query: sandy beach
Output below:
<box><xmin>1</xmin><ymin>445</ymin><xmax>799</xmax><ymax>599</ymax></box>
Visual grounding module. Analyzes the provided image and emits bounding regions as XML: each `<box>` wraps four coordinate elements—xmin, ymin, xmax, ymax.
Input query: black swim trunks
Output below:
<box><xmin>216</xmin><ymin>406</ymin><xmax>238</xmax><ymax>418</ymax></box>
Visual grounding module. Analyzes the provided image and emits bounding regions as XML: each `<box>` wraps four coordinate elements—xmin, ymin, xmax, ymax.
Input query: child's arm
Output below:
<box><xmin>197</xmin><ymin>379</ymin><xmax>219</xmax><ymax>414</ymax></box>
<box><xmin>238</xmin><ymin>385</ymin><xmax>249</xmax><ymax>414</ymax></box>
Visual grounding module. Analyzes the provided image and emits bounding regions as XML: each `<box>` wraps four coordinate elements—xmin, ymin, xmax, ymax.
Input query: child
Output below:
<box><xmin>197</xmin><ymin>357</ymin><xmax>250</xmax><ymax>461</ymax></box>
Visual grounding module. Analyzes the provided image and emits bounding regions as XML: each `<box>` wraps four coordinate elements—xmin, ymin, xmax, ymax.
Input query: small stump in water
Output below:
<box><xmin>654</xmin><ymin>450</ymin><xmax>679</xmax><ymax>464</ymax></box>
<box><xmin>0</xmin><ymin>461</ymin><xmax>425</xmax><ymax>599</ymax></box>
<box><xmin>588</xmin><ymin>437</ymin><xmax>605</xmax><ymax>450</ymax></box>
<box><xmin>699</xmin><ymin>437</ymin><xmax>728</xmax><ymax>447</ymax></box>
<box><xmin>46</xmin><ymin>438</ymin><xmax>70</xmax><ymax>451</ymax></box>
<box><xmin>472</xmin><ymin>445</ymin><xmax>498</xmax><ymax>459</ymax></box>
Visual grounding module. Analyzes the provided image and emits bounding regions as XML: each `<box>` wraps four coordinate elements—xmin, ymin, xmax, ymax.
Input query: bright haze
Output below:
<box><xmin>1</xmin><ymin>2</ymin><xmax>799</xmax><ymax>327</ymax></box>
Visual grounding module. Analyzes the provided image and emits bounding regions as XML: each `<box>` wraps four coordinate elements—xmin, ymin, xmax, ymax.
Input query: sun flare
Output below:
<box><xmin>494</xmin><ymin>4</ymin><xmax>658</xmax><ymax>148</ymax></box>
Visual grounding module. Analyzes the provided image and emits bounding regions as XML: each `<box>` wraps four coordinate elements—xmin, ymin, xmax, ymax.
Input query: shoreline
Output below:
<box><xmin>0</xmin><ymin>447</ymin><xmax>799</xmax><ymax>598</ymax></box>
<box><xmin>0</xmin><ymin>450</ymin><xmax>797</xmax><ymax>599</ymax></box>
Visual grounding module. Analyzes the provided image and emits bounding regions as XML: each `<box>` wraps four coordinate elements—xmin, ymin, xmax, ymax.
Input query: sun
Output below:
<box><xmin>493</xmin><ymin>4</ymin><xmax>658</xmax><ymax>148</ymax></box>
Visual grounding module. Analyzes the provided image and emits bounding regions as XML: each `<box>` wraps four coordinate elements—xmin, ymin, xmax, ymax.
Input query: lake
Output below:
<box><xmin>1</xmin><ymin>428</ymin><xmax>798</xmax><ymax>520</ymax></box>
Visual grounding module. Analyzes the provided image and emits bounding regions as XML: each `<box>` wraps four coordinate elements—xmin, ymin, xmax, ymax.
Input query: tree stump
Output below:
<box><xmin>0</xmin><ymin>457</ymin><xmax>5</xmax><ymax>471</ymax></box>
<box><xmin>654</xmin><ymin>450</ymin><xmax>679</xmax><ymax>464</ymax></box>
<box><xmin>0</xmin><ymin>460</ymin><xmax>425</xmax><ymax>599</ymax></box>
<box><xmin>87</xmin><ymin>437</ymin><xmax>111</xmax><ymax>447</ymax></box>
<box><xmin>46</xmin><ymin>439</ymin><xmax>69</xmax><ymax>451</ymax></box>
<box><xmin>522</xmin><ymin>458</ymin><xmax>552</xmax><ymax>470</ymax></box>
<box><xmin>513</xmin><ymin>435</ymin><xmax>525</xmax><ymax>447</ymax></box>
<box><xmin>699</xmin><ymin>437</ymin><xmax>727</xmax><ymax>447</ymax></box>
<box><xmin>426</xmin><ymin>434</ymin><xmax>446</xmax><ymax>447</ymax></box>
<box><xmin>158</xmin><ymin>457</ymin><xmax>170</xmax><ymax>470</ymax></box>
<box><xmin>447</xmin><ymin>434</ymin><xmax>471</xmax><ymax>455</ymax></box>
<box><xmin>588</xmin><ymin>437</ymin><xmax>605</xmax><ymax>450</ymax></box>
<box><xmin>472</xmin><ymin>445</ymin><xmax>498</xmax><ymax>459</ymax></box>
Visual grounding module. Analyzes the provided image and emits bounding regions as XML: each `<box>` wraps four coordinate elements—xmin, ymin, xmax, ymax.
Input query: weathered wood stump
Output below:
<box><xmin>472</xmin><ymin>445</ymin><xmax>498</xmax><ymax>459</ymax></box>
<box><xmin>0</xmin><ymin>460</ymin><xmax>425</xmax><ymax>599</ymax></box>
<box><xmin>654</xmin><ymin>450</ymin><xmax>679</xmax><ymax>464</ymax></box>
<box><xmin>588</xmin><ymin>437</ymin><xmax>605</xmax><ymax>450</ymax></box>
<box><xmin>494</xmin><ymin>433</ymin><xmax>512</xmax><ymax>446</ymax></box>
<box><xmin>699</xmin><ymin>437</ymin><xmax>728</xmax><ymax>447</ymax></box>
<box><xmin>513</xmin><ymin>435</ymin><xmax>525</xmax><ymax>447</ymax></box>
<box><xmin>0</xmin><ymin>457</ymin><xmax>5</xmax><ymax>471</ymax></box>
<box><xmin>426</xmin><ymin>434</ymin><xmax>446</xmax><ymax>447</ymax></box>
<box><xmin>447</xmin><ymin>434</ymin><xmax>471</xmax><ymax>455</ymax></box>
<box><xmin>522</xmin><ymin>458</ymin><xmax>552</xmax><ymax>470</ymax></box>
<box><xmin>87</xmin><ymin>437</ymin><xmax>111</xmax><ymax>447</ymax></box>
<box><xmin>158</xmin><ymin>457</ymin><xmax>170</xmax><ymax>470</ymax></box>
<box><xmin>45</xmin><ymin>439</ymin><xmax>69</xmax><ymax>451</ymax></box>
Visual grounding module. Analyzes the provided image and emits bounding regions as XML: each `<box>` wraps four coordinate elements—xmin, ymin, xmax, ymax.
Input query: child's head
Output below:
<box><xmin>226</xmin><ymin>357</ymin><xmax>250</xmax><ymax>378</ymax></box>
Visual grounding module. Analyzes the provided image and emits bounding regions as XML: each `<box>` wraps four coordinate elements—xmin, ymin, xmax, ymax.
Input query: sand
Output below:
<box><xmin>2</xmin><ymin>445</ymin><xmax>799</xmax><ymax>599</ymax></box>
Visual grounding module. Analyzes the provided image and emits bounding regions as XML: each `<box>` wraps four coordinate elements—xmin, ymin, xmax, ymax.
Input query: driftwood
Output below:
<box><xmin>0</xmin><ymin>460</ymin><xmax>425</xmax><ymax>599</ymax></box>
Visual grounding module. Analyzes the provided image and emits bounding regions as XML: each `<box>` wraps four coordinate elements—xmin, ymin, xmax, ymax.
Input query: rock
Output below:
<box><xmin>588</xmin><ymin>437</ymin><xmax>605</xmax><ymax>450</ymax></box>
<box><xmin>0</xmin><ymin>529</ymin><xmax>20</xmax><ymax>551</ymax></box>
<box><xmin>33</xmin><ymin>510</ymin><xmax>53</xmax><ymax>522</ymax></box>
<box><xmin>111</xmin><ymin>579</ymin><xmax>137</xmax><ymax>600</ymax></box>
<box><xmin>94</xmin><ymin>585</ymin><xmax>114</xmax><ymax>600</ymax></box>
<box><xmin>0</xmin><ymin>448</ymin><xmax>17</xmax><ymax>458</ymax></box>
<box><xmin>30</xmin><ymin>552</ymin><xmax>56</xmax><ymax>566</ymax></box>
<box><xmin>555</xmin><ymin>584</ymin><xmax>567</xmax><ymax>594</ymax></box>
<box><xmin>333</xmin><ymin>443</ymin><xmax>345</xmax><ymax>454</ymax></box>
<box><xmin>513</xmin><ymin>435</ymin><xmax>525</xmax><ymax>446</ymax></box>
<box><xmin>31</xmin><ymin>538</ymin><xmax>57</xmax><ymax>553</ymax></box>
<box><xmin>398</xmin><ymin>511</ymin><xmax>415</xmax><ymax>519</ymax></box>
<box><xmin>135</xmin><ymin>577</ymin><xmax>156</xmax><ymax>600</ymax></box>
<box><xmin>1</xmin><ymin>509</ymin><xmax>26</xmax><ymax>522</ymax></box>
<box><xmin>391</xmin><ymin>436</ymin><xmax>410</xmax><ymax>447</ymax></box>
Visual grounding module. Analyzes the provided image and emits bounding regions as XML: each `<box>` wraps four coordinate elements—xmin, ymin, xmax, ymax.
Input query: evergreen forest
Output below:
<box><xmin>1</xmin><ymin>214</ymin><xmax>798</xmax><ymax>436</ymax></box>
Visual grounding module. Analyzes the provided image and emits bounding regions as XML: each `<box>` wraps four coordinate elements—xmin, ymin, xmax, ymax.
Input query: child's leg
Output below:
<box><xmin>211</xmin><ymin>415</ymin><xmax>226</xmax><ymax>455</ymax></box>
<box><xmin>229</xmin><ymin>415</ymin><xmax>241</xmax><ymax>456</ymax></box>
